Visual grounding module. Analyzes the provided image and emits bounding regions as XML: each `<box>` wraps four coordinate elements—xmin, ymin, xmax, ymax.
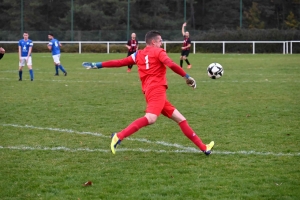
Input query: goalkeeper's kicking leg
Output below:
<box><xmin>168</xmin><ymin>109</ymin><xmax>214</xmax><ymax>155</ymax></box>
<box><xmin>111</xmin><ymin>87</ymin><xmax>213</xmax><ymax>155</ymax></box>
<box><xmin>111</xmin><ymin>108</ymin><xmax>214</xmax><ymax>155</ymax></box>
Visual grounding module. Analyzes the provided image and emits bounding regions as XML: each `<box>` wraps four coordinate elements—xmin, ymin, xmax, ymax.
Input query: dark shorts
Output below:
<box><xmin>181</xmin><ymin>50</ymin><xmax>190</xmax><ymax>57</ymax></box>
<box><xmin>127</xmin><ymin>51</ymin><xmax>136</xmax><ymax>57</ymax></box>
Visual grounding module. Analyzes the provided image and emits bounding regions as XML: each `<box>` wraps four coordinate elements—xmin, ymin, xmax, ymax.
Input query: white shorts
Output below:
<box><xmin>52</xmin><ymin>54</ymin><xmax>61</xmax><ymax>64</ymax></box>
<box><xmin>19</xmin><ymin>56</ymin><xmax>32</xmax><ymax>66</ymax></box>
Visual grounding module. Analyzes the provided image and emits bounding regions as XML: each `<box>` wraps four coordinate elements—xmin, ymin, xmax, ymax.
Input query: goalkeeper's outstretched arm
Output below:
<box><xmin>84</xmin><ymin>56</ymin><xmax>135</xmax><ymax>69</ymax></box>
<box><xmin>163</xmin><ymin>58</ymin><xmax>196</xmax><ymax>89</ymax></box>
<box><xmin>102</xmin><ymin>56</ymin><xmax>135</xmax><ymax>68</ymax></box>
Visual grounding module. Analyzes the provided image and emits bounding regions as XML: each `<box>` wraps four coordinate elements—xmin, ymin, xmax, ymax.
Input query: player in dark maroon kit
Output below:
<box><xmin>180</xmin><ymin>22</ymin><xmax>192</xmax><ymax>69</ymax></box>
<box><xmin>82</xmin><ymin>30</ymin><xmax>214</xmax><ymax>156</ymax></box>
<box><xmin>125</xmin><ymin>33</ymin><xmax>138</xmax><ymax>72</ymax></box>
<box><xmin>0</xmin><ymin>47</ymin><xmax>5</xmax><ymax>60</ymax></box>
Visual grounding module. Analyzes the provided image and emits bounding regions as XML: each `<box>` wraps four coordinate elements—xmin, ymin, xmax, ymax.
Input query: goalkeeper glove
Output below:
<box><xmin>185</xmin><ymin>74</ymin><xmax>196</xmax><ymax>89</ymax></box>
<box><xmin>82</xmin><ymin>62</ymin><xmax>102</xmax><ymax>69</ymax></box>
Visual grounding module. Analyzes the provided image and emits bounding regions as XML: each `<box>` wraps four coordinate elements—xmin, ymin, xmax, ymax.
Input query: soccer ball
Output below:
<box><xmin>207</xmin><ymin>63</ymin><xmax>224</xmax><ymax>79</ymax></box>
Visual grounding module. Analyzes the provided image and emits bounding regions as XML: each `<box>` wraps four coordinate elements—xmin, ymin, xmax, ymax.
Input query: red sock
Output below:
<box><xmin>117</xmin><ymin>117</ymin><xmax>149</xmax><ymax>140</ymax></box>
<box><xmin>179</xmin><ymin>120</ymin><xmax>207</xmax><ymax>151</ymax></box>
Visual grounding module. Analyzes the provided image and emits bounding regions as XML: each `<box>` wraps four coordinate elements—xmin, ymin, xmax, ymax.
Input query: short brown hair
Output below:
<box><xmin>145</xmin><ymin>30</ymin><xmax>161</xmax><ymax>45</ymax></box>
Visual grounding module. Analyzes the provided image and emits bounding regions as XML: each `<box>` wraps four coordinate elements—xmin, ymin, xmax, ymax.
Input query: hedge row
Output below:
<box><xmin>0</xmin><ymin>43</ymin><xmax>147</xmax><ymax>53</ymax></box>
<box><xmin>1</xmin><ymin>42</ymin><xmax>299</xmax><ymax>54</ymax></box>
<box><xmin>1</xmin><ymin>29</ymin><xmax>299</xmax><ymax>53</ymax></box>
<box><xmin>188</xmin><ymin>28</ymin><xmax>300</xmax><ymax>53</ymax></box>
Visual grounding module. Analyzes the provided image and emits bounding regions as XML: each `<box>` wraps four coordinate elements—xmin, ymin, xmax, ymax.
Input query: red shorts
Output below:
<box><xmin>144</xmin><ymin>85</ymin><xmax>175</xmax><ymax>118</ymax></box>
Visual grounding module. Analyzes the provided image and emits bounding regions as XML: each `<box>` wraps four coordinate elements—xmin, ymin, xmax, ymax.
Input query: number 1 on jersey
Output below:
<box><xmin>145</xmin><ymin>55</ymin><xmax>149</xmax><ymax>69</ymax></box>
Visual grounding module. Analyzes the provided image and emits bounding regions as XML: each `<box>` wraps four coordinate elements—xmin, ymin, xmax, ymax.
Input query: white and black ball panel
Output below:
<box><xmin>207</xmin><ymin>63</ymin><xmax>224</xmax><ymax>79</ymax></box>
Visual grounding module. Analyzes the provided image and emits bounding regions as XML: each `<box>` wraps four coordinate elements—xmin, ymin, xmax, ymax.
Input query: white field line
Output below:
<box><xmin>0</xmin><ymin>146</ymin><xmax>299</xmax><ymax>156</ymax></box>
<box><xmin>0</xmin><ymin>77</ymin><xmax>298</xmax><ymax>83</ymax></box>
<box><xmin>2</xmin><ymin>124</ymin><xmax>300</xmax><ymax>156</ymax></box>
<box><xmin>2</xmin><ymin>124</ymin><xmax>195</xmax><ymax>151</ymax></box>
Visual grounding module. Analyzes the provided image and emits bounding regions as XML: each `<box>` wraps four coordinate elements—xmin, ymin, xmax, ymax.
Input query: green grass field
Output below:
<box><xmin>0</xmin><ymin>52</ymin><xmax>299</xmax><ymax>200</ymax></box>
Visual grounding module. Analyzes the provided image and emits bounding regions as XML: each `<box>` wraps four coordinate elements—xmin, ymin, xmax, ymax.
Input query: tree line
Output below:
<box><xmin>0</xmin><ymin>0</ymin><xmax>299</xmax><ymax>41</ymax></box>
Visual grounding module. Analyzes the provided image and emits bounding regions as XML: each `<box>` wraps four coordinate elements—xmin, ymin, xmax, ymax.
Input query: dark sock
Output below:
<box><xmin>19</xmin><ymin>71</ymin><xmax>23</xmax><ymax>79</ymax></box>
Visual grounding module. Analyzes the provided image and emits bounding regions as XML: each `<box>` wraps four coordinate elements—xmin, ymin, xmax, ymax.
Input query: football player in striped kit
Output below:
<box><xmin>125</xmin><ymin>33</ymin><xmax>139</xmax><ymax>72</ymax></box>
<box><xmin>180</xmin><ymin>22</ymin><xmax>192</xmax><ymax>69</ymax></box>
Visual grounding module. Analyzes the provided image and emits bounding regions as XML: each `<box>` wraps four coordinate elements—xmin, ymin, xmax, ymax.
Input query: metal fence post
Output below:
<box><xmin>79</xmin><ymin>42</ymin><xmax>81</xmax><ymax>54</ymax></box>
<box><xmin>193</xmin><ymin>42</ymin><xmax>195</xmax><ymax>54</ymax></box>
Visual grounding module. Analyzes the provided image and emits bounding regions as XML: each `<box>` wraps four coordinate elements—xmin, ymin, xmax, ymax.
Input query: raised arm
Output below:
<box><xmin>182</xmin><ymin>22</ymin><xmax>187</xmax><ymax>36</ymax></box>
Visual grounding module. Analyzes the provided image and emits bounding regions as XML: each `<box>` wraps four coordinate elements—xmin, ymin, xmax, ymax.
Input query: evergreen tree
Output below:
<box><xmin>244</xmin><ymin>2</ymin><xmax>265</xmax><ymax>29</ymax></box>
<box><xmin>285</xmin><ymin>11</ymin><xmax>299</xmax><ymax>29</ymax></box>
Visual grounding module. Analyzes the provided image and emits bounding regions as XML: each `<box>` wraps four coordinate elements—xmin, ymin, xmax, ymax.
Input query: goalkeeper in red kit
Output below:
<box><xmin>82</xmin><ymin>30</ymin><xmax>214</xmax><ymax>155</ymax></box>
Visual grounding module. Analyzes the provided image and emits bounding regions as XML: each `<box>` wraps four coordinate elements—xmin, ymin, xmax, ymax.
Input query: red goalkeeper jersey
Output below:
<box><xmin>102</xmin><ymin>46</ymin><xmax>187</xmax><ymax>93</ymax></box>
<box><xmin>135</xmin><ymin>46</ymin><xmax>169</xmax><ymax>92</ymax></box>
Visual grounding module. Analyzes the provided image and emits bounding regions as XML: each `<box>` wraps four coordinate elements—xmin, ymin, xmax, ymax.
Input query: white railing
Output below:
<box><xmin>1</xmin><ymin>41</ymin><xmax>299</xmax><ymax>54</ymax></box>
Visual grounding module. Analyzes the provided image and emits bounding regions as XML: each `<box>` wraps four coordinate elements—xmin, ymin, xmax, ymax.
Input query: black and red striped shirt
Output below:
<box><xmin>182</xmin><ymin>37</ymin><xmax>191</xmax><ymax>51</ymax></box>
<box><xmin>127</xmin><ymin>39</ymin><xmax>138</xmax><ymax>52</ymax></box>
